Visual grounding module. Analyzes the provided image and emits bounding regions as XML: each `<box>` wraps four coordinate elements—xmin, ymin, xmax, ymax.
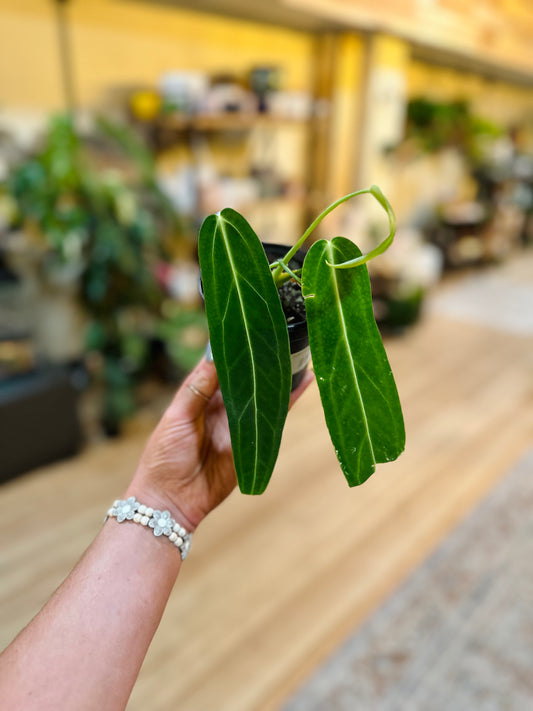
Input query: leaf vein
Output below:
<box><xmin>326</xmin><ymin>242</ymin><xmax>376</xmax><ymax>467</ymax></box>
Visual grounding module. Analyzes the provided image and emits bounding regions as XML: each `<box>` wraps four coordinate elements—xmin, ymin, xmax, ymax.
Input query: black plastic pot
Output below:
<box><xmin>262</xmin><ymin>242</ymin><xmax>309</xmax><ymax>390</ymax></box>
<box><xmin>199</xmin><ymin>242</ymin><xmax>309</xmax><ymax>391</ymax></box>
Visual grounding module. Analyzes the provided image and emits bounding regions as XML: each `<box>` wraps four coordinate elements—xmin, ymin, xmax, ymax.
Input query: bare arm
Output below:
<box><xmin>0</xmin><ymin>519</ymin><xmax>181</xmax><ymax>711</ymax></box>
<box><xmin>0</xmin><ymin>359</ymin><xmax>313</xmax><ymax>710</ymax></box>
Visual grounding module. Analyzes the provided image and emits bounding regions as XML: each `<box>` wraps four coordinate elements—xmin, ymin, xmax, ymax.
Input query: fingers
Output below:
<box><xmin>289</xmin><ymin>369</ymin><xmax>315</xmax><ymax>409</ymax></box>
<box><xmin>169</xmin><ymin>359</ymin><xmax>313</xmax><ymax>421</ymax></box>
<box><xmin>169</xmin><ymin>358</ymin><xmax>219</xmax><ymax>420</ymax></box>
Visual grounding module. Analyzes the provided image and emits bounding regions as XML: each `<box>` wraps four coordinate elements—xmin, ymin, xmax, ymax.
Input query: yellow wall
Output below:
<box><xmin>0</xmin><ymin>0</ymin><xmax>314</xmax><ymax>112</ymax></box>
<box><xmin>327</xmin><ymin>32</ymin><xmax>366</xmax><ymax>197</ymax></box>
<box><xmin>2</xmin><ymin>0</ymin><xmax>531</xmax><ymax>128</ymax></box>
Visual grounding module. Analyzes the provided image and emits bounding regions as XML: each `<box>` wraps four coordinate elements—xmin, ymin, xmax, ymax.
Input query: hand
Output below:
<box><xmin>127</xmin><ymin>358</ymin><xmax>314</xmax><ymax>531</ymax></box>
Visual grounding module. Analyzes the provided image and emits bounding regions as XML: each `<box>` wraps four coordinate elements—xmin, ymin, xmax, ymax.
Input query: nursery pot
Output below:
<box><xmin>199</xmin><ymin>242</ymin><xmax>309</xmax><ymax>391</ymax></box>
<box><xmin>262</xmin><ymin>242</ymin><xmax>309</xmax><ymax>390</ymax></box>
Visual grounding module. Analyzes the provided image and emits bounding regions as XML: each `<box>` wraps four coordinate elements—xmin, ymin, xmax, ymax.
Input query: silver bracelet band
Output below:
<box><xmin>105</xmin><ymin>497</ymin><xmax>192</xmax><ymax>560</ymax></box>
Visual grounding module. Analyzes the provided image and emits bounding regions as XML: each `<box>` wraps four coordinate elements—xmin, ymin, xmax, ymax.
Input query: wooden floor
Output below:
<box><xmin>1</xmin><ymin>254</ymin><xmax>532</xmax><ymax>711</ymax></box>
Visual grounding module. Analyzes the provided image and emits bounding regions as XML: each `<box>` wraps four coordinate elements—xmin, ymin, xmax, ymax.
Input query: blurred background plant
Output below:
<box><xmin>1</xmin><ymin>114</ymin><xmax>206</xmax><ymax>435</ymax></box>
<box><xmin>405</xmin><ymin>97</ymin><xmax>503</xmax><ymax>162</ymax></box>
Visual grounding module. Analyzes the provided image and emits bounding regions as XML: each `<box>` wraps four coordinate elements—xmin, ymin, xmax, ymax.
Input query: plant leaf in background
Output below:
<box><xmin>4</xmin><ymin>113</ymin><xmax>201</xmax><ymax>434</ymax></box>
<box><xmin>303</xmin><ymin>236</ymin><xmax>405</xmax><ymax>486</ymax></box>
<box><xmin>199</xmin><ymin>208</ymin><xmax>291</xmax><ymax>494</ymax></box>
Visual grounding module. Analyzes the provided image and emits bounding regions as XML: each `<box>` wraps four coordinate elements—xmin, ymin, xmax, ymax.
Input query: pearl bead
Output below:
<box><xmin>179</xmin><ymin>527</ymin><xmax>187</xmax><ymax>537</ymax></box>
<box><xmin>145</xmin><ymin>507</ymin><xmax>154</xmax><ymax>517</ymax></box>
<box><xmin>169</xmin><ymin>532</ymin><xmax>178</xmax><ymax>542</ymax></box>
<box><xmin>140</xmin><ymin>515</ymin><xmax>149</xmax><ymax>526</ymax></box>
<box><xmin>133</xmin><ymin>513</ymin><xmax>142</xmax><ymax>523</ymax></box>
<box><xmin>175</xmin><ymin>537</ymin><xmax>183</xmax><ymax>546</ymax></box>
<box><xmin>173</xmin><ymin>523</ymin><xmax>180</xmax><ymax>533</ymax></box>
<box><xmin>138</xmin><ymin>504</ymin><xmax>146</xmax><ymax>515</ymax></box>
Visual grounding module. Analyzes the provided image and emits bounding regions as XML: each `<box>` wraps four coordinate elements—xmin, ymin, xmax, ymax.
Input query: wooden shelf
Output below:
<box><xmin>156</xmin><ymin>112</ymin><xmax>308</xmax><ymax>133</ymax></box>
<box><xmin>148</xmin><ymin>109</ymin><xmax>312</xmax><ymax>242</ymax></box>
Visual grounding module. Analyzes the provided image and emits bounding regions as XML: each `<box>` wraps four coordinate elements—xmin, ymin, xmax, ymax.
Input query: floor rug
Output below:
<box><xmin>284</xmin><ymin>449</ymin><xmax>533</xmax><ymax>711</ymax></box>
<box><xmin>428</xmin><ymin>256</ymin><xmax>533</xmax><ymax>336</ymax></box>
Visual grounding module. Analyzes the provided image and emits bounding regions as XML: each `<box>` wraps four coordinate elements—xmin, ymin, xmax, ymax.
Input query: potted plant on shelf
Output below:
<box><xmin>199</xmin><ymin>185</ymin><xmax>405</xmax><ymax>494</ymax></box>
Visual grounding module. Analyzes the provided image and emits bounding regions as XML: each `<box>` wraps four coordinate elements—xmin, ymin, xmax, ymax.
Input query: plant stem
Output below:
<box><xmin>271</xmin><ymin>261</ymin><xmax>302</xmax><ymax>285</ymax></box>
<box><xmin>327</xmin><ymin>185</ymin><xmax>396</xmax><ymax>269</ymax></box>
<box><xmin>271</xmin><ymin>185</ymin><xmax>396</xmax><ymax>286</ymax></box>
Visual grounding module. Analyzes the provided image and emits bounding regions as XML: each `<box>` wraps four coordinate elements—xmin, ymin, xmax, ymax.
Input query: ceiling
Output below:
<box><xmin>128</xmin><ymin>0</ymin><xmax>343</xmax><ymax>32</ymax></box>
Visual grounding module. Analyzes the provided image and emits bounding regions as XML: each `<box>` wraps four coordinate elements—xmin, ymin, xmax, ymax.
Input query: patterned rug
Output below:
<box><xmin>284</xmin><ymin>449</ymin><xmax>533</xmax><ymax>711</ymax></box>
<box><xmin>428</xmin><ymin>256</ymin><xmax>533</xmax><ymax>336</ymax></box>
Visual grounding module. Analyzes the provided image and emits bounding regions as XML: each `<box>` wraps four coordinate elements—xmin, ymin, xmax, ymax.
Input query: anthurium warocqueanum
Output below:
<box><xmin>198</xmin><ymin>185</ymin><xmax>405</xmax><ymax>494</ymax></box>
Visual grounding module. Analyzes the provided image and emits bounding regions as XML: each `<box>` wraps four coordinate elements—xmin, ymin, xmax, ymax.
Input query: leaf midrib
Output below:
<box><xmin>326</xmin><ymin>241</ymin><xmax>376</xmax><ymax>468</ymax></box>
<box><xmin>217</xmin><ymin>214</ymin><xmax>260</xmax><ymax>490</ymax></box>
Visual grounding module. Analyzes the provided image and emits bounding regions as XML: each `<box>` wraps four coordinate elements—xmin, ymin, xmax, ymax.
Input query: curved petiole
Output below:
<box><xmin>326</xmin><ymin>185</ymin><xmax>396</xmax><ymax>269</ymax></box>
<box><xmin>271</xmin><ymin>185</ymin><xmax>396</xmax><ymax>283</ymax></box>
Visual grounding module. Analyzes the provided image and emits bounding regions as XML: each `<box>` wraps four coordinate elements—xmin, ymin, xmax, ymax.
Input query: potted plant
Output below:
<box><xmin>3</xmin><ymin>114</ymin><xmax>206</xmax><ymax>435</ymax></box>
<box><xmin>199</xmin><ymin>185</ymin><xmax>405</xmax><ymax>494</ymax></box>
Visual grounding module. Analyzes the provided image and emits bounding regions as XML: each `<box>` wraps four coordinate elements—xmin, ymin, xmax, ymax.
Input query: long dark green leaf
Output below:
<box><xmin>198</xmin><ymin>208</ymin><xmax>291</xmax><ymax>494</ymax></box>
<box><xmin>303</xmin><ymin>237</ymin><xmax>405</xmax><ymax>486</ymax></box>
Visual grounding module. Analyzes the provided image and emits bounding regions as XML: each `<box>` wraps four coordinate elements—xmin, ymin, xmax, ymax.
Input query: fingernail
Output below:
<box><xmin>205</xmin><ymin>342</ymin><xmax>214</xmax><ymax>363</ymax></box>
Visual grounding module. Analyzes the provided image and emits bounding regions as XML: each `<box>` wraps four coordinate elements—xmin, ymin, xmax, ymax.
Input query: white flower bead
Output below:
<box><xmin>107</xmin><ymin>499</ymin><xmax>191</xmax><ymax>559</ymax></box>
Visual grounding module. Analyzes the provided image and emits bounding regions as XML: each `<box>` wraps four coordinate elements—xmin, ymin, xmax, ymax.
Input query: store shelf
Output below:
<box><xmin>155</xmin><ymin>111</ymin><xmax>309</xmax><ymax>133</ymax></box>
<box><xmin>149</xmin><ymin>108</ymin><xmax>312</xmax><ymax>242</ymax></box>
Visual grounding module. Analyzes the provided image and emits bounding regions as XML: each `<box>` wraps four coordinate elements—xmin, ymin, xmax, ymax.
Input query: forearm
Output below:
<box><xmin>0</xmin><ymin>516</ymin><xmax>181</xmax><ymax>711</ymax></box>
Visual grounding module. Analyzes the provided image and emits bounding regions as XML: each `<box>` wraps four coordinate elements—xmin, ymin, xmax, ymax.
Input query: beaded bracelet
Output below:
<box><xmin>106</xmin><ymin>496</ymin><xmax>192</xmax><ymax>560</ymax></box>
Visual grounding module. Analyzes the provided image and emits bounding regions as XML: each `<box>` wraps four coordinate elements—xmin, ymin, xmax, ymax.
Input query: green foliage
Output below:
<box><xmin>156</xmin><ymin>306</ymin><xmax>207</xmax><ymax>373</ymax></box>
<box><xmin>5</xmin><ymin>114</ymin><xmax>205</xmax><ymax>431</ymax></box>
<box><xmin>199</xmin><ymin>187</ymin><xmax>405</xmax><ymax>494</ymax></box>
<box><xmin>303</xmin><ymin>237</ymin><xmax>405</xmax><ymax>485</ymax></box>
<box><xmin>199</xmin><ymin>208</ymin><xmax>291</xmax><ymax>494</ymax></box>
<box><xmin>406</xmin><ymin>97</ymin><xmax>502</xmax><ymax>160</ymax></box>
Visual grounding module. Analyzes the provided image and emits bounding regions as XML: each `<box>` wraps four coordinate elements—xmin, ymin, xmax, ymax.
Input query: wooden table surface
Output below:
<box><xmin>1</xmin><ymin>255</ymin><xmax>532</xmax><ymax>711</ymax></box>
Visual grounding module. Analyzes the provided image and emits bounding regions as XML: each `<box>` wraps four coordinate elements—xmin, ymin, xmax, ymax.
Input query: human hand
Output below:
<box><xmin>127</xmin><ymin>358</ymin><xmax>314</xmax><ymax>531</ymax></box>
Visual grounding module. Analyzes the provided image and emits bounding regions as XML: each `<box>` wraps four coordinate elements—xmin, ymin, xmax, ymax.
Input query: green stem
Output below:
<box><xmin>271</xmin><ymin>185</ymin><xmax>396</xmax><ymax>284</ymax></box>
<box><xmin>274</xmin><ymin>261</ymin><xmax>302</xmax><ymax>285</ymax></box>
<box><xmin>327</xmin><ymin>185</ymin><xmax>396</xmax><ymax>269</ymax></box>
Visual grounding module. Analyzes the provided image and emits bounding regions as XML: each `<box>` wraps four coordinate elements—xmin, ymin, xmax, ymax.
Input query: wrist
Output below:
<box><xmin>108</xmin><ymin>494</ymin><xmax>193</xmax><ymax>560</ymax></box>
<box><xmin>124</xmin><ymin>483</ymin><xmax>200</xmax><ymax>533</ymax></box>
<box><xmin>104</xmin><ymin>511</ymin><xmax>182</xmax><ymax>572</ymax></box>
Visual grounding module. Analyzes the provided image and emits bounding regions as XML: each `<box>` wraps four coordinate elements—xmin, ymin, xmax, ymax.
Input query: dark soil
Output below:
<box><xmin>278</xmin><ymin>280</ymin><xmax>306</xmax><ymax>324</ymax></box>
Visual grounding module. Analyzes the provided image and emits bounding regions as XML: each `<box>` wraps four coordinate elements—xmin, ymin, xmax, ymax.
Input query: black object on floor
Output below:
<box><xmin>0</xmin><ymin>366</ymin><xmax>83</xmax><ymax>484</ymax></box>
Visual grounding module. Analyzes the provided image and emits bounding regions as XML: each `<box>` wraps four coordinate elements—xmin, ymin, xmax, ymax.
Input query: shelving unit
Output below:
<box><xmin>147</xmin><ymin>111</ymin><xmax>312</xmax><ymax>246</ymax></box>
<box><xmin>154</xmin><ymin>111</ymin><xmax>307</xmax><ymax>133</ymax></box>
